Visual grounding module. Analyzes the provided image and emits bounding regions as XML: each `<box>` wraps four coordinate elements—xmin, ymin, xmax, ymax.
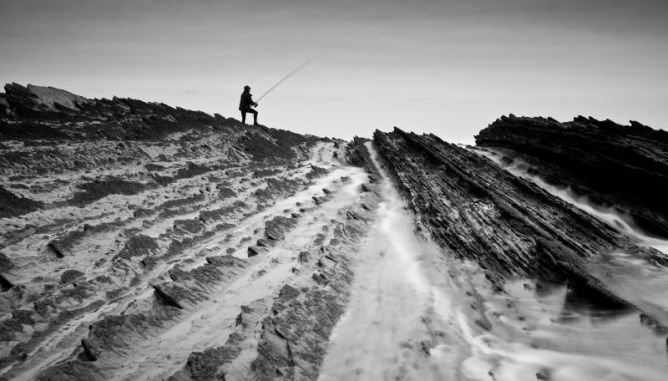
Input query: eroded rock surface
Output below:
<box><xmin>367</xmin><ymin>127</ymin><xmax>667</xmax><ymax>325</ymax></box>
<box><xmin>3</xmin><ymin>83</ymin><xmax>668</xmax><ymax>380</ymax></box>
<box><xmin>0</xmin><ymin>83</ymin><xmax>365</xmax><ymax>380</ymax></box>
<box><xmin>475</xmin><ymin>115</ymin><xmax>668</xmax><ymax>239</ymax></box>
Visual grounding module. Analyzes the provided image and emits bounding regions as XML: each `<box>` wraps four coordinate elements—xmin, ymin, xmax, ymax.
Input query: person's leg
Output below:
<box><xmin>241</xmin><ymin>111</ymin><xmax>246</xmax><ymax>124</ymax></box>
<box><xmin>251</xmin><ymin>109</ymin><xmax>258</xmax><ymax>125</ymax></box>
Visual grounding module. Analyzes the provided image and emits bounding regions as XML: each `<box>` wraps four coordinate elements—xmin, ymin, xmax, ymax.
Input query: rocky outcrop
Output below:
<box><xmin>167</xmin><ymin>184</ymin><xmax>380</xmax><ymax>381</ymax></box>
<box><xmin>475</xmin><ymin>115</ymin><xmax>668</xmax><ymax>239</ymax></box>
<box><xmin>0</xmin><ymin>83</ymin><xmax>337</xmax><ymax>380</ymax></box>
<box><xmin>368</xmin><ymin>127</ymin><xmax>666</xmax><ymax>321</ymax></box>
<box><xmin>4</xmin><ymin>83</ymin><xmax>88</xmax><ymax>113</ymax></box>
<box><xmin>0</xmin><ymin>185</ymin><xmax>43</xmax><ymax>218</ymax></box>
<box><xmin>344</xmin><ymin>136</ymin><xmax>381</xmax><ymax>179</ymax></box>
<box><xmin>0</xmin><ymin>83</ymin><xmax>324</xmax><ymax>157</ymax></box>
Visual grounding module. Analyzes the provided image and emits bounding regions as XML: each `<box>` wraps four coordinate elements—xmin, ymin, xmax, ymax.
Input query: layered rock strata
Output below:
<box><xmin>4</xmin><ymin>82</ymin><xmax>668</xmax><ymax>380</ymax></box>
<box><xmin>365</xmin><ymin>127</ymin><xmax>667</xmax><ymax>328</ymax></box>
<box><xmin>475</xmin><ymin>115</ymin><xmax>668</xmax><ymax>239</ymax></box>
<box><xmin>0</xmin><ymin>83</ymin><xmax>356</xmax><ymax>380</ymax></box>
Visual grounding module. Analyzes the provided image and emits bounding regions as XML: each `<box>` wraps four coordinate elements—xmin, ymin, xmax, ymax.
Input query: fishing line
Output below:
<box><xmin>255</xmin><ymin>57</ymin><xmax>317</xmax><ymax>103</ymax></box>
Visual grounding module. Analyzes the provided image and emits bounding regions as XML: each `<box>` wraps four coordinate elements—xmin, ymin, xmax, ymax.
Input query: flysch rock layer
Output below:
<box><xmin>475</xmin><ymin>115</ymin><xmax>668</xmax><ymax>239</ymax></box>
<box><xmin>366</xmin><ymin>127</ymin><xmax>668</xmax><ymax>331</ymax></box>
<box><xmin>0</xmin><ymin>83</ymin><xmax>359</xmax><ymax>380</ymax></box>
<box><xmin>3</xmin><ymin>82</ymin><xmax>668</xmax><ymax>380</ymax></box>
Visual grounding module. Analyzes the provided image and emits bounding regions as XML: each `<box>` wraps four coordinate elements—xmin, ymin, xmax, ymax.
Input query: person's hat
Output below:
<box><xmin>244</xmin><ymin>85</ymin><xmax>251</xmax><ymax>90</ymax></box>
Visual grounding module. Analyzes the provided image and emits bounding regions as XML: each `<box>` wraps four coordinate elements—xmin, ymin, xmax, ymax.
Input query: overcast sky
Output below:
<box><xmin>1</xmin><ymin>0</ymin><xmax>667</xmax><ymax>142</ymax></box>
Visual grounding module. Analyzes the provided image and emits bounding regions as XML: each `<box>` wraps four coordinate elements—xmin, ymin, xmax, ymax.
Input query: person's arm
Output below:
<box><xmin>250</xmin><ymin>95</ymin><xmax>258</xmax><ymax>107</ymax></box>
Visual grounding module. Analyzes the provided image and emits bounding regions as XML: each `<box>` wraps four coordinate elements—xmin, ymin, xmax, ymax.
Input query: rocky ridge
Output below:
<box><xmin>0</xmin><ymin>83</ymin><xmax>371</xmax><ymax>380</ymax></box>
<box><xmin>475</xmin><ymin>115</ymin><xmax>668</xmax><ymax>239</ymax></box>
<box><xmin>363</xmin><ymin>127</ymin><xmax>668</xmax><ymax>328</ymax></box>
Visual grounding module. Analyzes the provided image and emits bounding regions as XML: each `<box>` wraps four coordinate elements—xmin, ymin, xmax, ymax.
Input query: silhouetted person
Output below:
<box><xmin>239</xmin><ymin>85</ymin><xmax>258</xmax><ymax>125</ymax></box>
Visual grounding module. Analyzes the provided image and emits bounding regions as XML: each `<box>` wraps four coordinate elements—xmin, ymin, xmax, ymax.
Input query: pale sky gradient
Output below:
<box><xmin>1</xmin><ymin>0</ymin><xmax>667</xmax><ymax>143</ymax></box>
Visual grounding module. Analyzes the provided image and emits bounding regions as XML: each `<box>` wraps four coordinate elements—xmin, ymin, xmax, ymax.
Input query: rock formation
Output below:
<box><xmin>2</xmin><ymin>83</ymin><xmax>667</xmax><ymax>380</ymax></box>
<box><xmin>475</xmin><ymin>115</ymin><xmax>668</xmax><ymax>239</ymax></box>
<box><xmin>0</xmin><ymin>83</ymin><xmax>372</xmax><ymax>380</ymax></box>
<box><xmin>364</xmin><ymin>127</ymin><xmax>667</xmax><ymax>324</ymax></box>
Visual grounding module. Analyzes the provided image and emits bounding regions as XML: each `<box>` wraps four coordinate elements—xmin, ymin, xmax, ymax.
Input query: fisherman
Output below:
<box><xmin>239</xmin><ymin>85</ymin><xmax>258</xmax><ymax>125</ymax></box>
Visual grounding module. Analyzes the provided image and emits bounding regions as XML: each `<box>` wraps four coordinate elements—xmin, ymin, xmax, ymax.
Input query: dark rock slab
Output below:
<box><xmin>298</xmin><ymin>251</ymin><xmax>310</xmax><ymax>263</ymax></box>
<box><xmin>217</xmin><ymin>186</ymin><xmax>236</xmax><ymax>199</ymax></box>
<box><xmin>153</xmin><ymin>284</ymin><xmax>187</xmax><ymax>309</ymax></box>
<box><xmin>254</xmin><ymin>178</ymin><xmax>302</xmax><ymax>202</ymax></box>
<box><xmin>187</xmin><ymin>332</ymin><xmax>245</xmax><ymax>380</ymax></box>
<box><xmin>265</xmin><ymin>216</ymin><xmax>298</xmax><ymax>241</ymax></box>
<box><xmin>35</xmin><ymin>359</ymin><xmax>104</xmax><ymax>381</ymax></box>
<box><xmin>47</xmin><ymin>241</ymin><xmax>66</xmax><ymax>258</ymax></box>
<box><xmin>248</xmin><ymin>246</ymin><xmax>263</xmax><ymax>257</ymax></box>
<box><xmin>174</xmin><ymin>218</ymin><xmax>205</xmax><ymax>234</ymax></box>
<box><xmin>80</xmin><ymin>338</ymin><xmax>100</xmax><ymax>361</ymax></box>
<box><xmin>344</xmin><ymin>136</ymin><xmax>381</xmax><ymax>178</ymax></box>
<box><xmin>117</xmin><ymin>235</ymin><xmax>159</xmax><ymax>260</ymax></box>
<box><xmin>0</xmin><ymin>186</ymin><xmax>43</xmax><ymax>218</ymax></box>
<box><xmin>306</xmin><ymin>165</ymin><xmax>328</xmax><ymax>180</ymax></box>
<box><xmin>205</xmin><ymin>255</ymin><xmax>248</xmax><ymax>268</ymax></box>
<box><xmin>0</xmin><ymin>274</ymin><xmax>13</xmax><ymax>291</ymax></box>
<box><xmin>476</xmin><ymin>115</ymin><xmax>668</xmax><ymax>238</ymax></box>
<box><xmin>256</xmin><ymin>238</ymin><xmax>273</xmax><ymax>247</ymax></box>
<box><xmin>0</xmin><ymin>252</ymin><xmax>14</xmax><ymax>272</ymax></box>
<box><xmin>69</xmin><ymin>177</ymin><xmax>149</xmax><ymax>206</ymax></box>
<box><xmin>60</xmin><ymin>269</ymin><xmax>84</xmax><ymax>284</ymax></box>
<box><xmin>371</xmin><ymin>127</ymin><xmax>664</xmax><ymax>320</ymax></box>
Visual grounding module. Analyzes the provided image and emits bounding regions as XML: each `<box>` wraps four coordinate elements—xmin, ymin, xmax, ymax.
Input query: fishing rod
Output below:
<box><xmin>255</xmin><ymin>57</ymin><xmax>317</xmax><ymax>103</ymax></box>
